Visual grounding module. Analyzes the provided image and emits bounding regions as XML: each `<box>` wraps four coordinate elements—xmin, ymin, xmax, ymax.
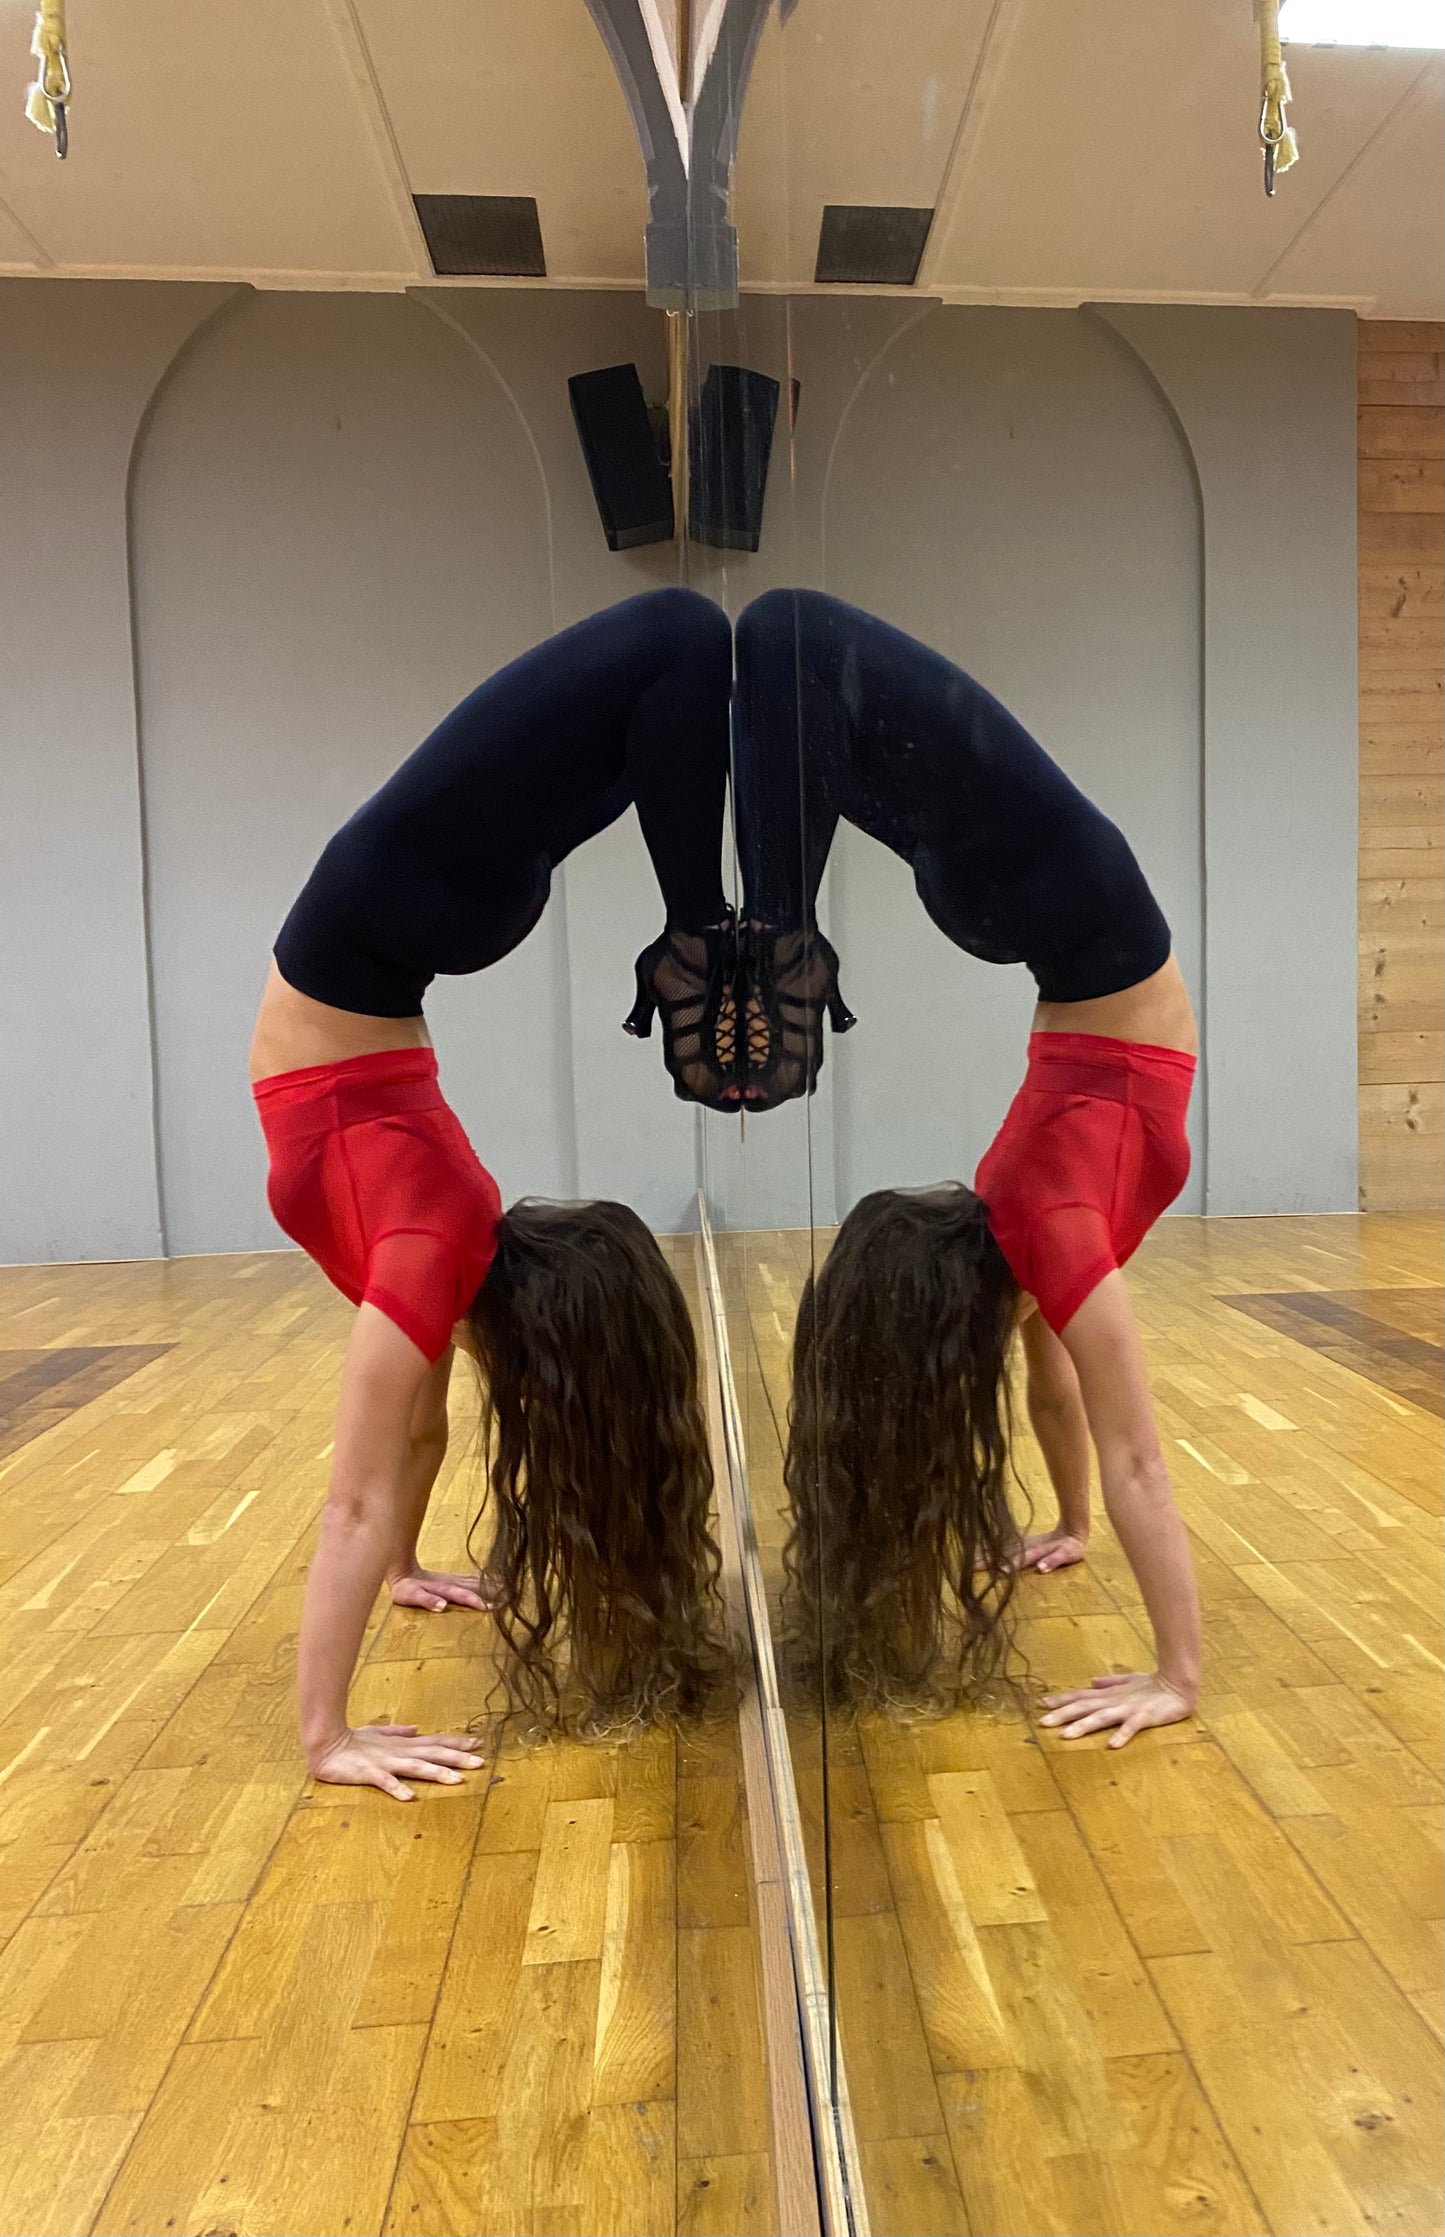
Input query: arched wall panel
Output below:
<box><xmin>132</xmin><ymin>290</ymin><xmax>561</xmax><ymax>1254</ymax></box>
<box><xmin>819</xmin><ymin>305</ymin><xmax>1203</xmax><ymax>1216</ymax></box>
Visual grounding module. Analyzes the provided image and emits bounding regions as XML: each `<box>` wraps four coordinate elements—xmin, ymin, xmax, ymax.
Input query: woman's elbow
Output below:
<box><xmin>1027</xmin><ymin>1379</ymin><xmax>1082</xmax><ymax>1429</ymax></box>
<box><xmin>1102</xmin><ymin>1447</ymin><xmax>1173</xmax><ymax>1509</ymax></box>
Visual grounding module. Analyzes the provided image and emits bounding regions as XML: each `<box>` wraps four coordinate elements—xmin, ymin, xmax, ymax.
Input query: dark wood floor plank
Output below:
<box><xmin>0</xmin><ymin>1345</ymin><xmax>173</xmax><ymax>1464</ymax></box>
<box><xmin>1222</xmin><ymin>1292</ymin><xmax>1443</xmax><ymax>1418</ymax></box>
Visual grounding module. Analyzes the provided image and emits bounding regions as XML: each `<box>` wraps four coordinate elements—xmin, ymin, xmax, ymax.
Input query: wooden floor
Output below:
<box><xmin>729</xmin><ymin>1214</ymin><xmax>1445</xmax><ymax>2237</ymax></box>
<box><xmin>0</xmin><ymin>1242</ymin><xmax>777</xmax><ymax>2237</ymax></box>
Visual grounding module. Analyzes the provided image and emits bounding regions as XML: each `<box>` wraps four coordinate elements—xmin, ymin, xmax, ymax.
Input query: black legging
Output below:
<box><xmin>732</xmin><ymin>590</ymin><xmax>1170</xmax><ymax>1003</ymax></box>
<box><xmin>276</xmin><ymin>588</ymin><xmax>733</xmax><ymax>1017</ymax></box>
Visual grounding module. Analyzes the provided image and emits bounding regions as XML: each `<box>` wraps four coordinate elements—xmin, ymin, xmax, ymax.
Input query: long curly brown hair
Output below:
<box><xmin>782</xmin><ymin>1182</ymin><xmax>1023</xmax><ymax>1712</ymax></box>
<box><xmin>465</xmin><ymin>1199</ymin><xmax>733</xmax><ymax>1737</ymax></box>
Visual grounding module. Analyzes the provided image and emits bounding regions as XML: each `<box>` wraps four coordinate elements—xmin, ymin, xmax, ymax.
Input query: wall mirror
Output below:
<box><xmin>0</xmin><ymin>4</ymin><xmax>1439</xmax><ymax>2236</ymax></box>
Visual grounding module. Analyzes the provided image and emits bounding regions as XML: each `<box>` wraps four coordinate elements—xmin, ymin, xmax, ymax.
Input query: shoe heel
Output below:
<box><xmin>623</xmin><ymin>964</ymin><xmax>656</xmax><ymax>1038</ymax></box>
<box><xmin>827</xmin><ymin>991</ymin><xmax>857</xmax><ymax>1033</ymax></box>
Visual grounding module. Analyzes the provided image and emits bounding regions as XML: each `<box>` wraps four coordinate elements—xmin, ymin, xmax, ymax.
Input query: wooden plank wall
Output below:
<box><xmin>1358</xmin><ymin>318</ymin><xmax>1444</xmax><ymax>1211</ymax></box>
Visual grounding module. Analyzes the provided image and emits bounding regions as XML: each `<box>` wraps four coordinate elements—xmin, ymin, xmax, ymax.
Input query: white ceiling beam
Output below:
<box><xmin>1250</xmin><ymin>53</ymin><xmax>1444</xmax><ymax>299</ymax></box>
<box><xmin>314</xmin><ymin>0</ymin><xmax>431</xmax><ymax>279</ymax></box>
<box><xmin>0</xmin><ymin>187</ymin><xmax>53</xmax><ymax>269</ymax></box>
<box><xmin>913</xmin><ymin>0</ymin><xmax>1033</xmax><ymax>296</ymax></box>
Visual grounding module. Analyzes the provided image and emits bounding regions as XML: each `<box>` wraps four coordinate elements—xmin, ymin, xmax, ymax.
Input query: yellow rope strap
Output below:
<box><xmin>25</xmin><ymin>0</ymin><xmax>70</xmax><ymax>152</ymax></box>
<box><xmin>1258</xmin><ymin>0</ymin><xmax>1299</xmax><ymax>194</ymax></box>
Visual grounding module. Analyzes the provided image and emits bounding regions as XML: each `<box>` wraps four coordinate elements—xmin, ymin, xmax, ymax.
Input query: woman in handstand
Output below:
<box><xmin>251</xmin><ymin>589</ymin><xmax>736</xmax><ymax>1799</ymax></box>
<box><xmin>733</xmin><ymin>589</ymin><xmax>1200</xmax><ymax>1749</ymax></box>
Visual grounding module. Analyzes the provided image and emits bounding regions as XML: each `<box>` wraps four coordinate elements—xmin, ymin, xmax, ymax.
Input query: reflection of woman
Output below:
<box><xmin>743</xmin><ymin>590</ymin><xmax>1200</xmax><ymax>1748</ymax></box>
<box><xmin>251</xmin><ymin>590</ymin><xmax>734</xmax><ymax>1797</ymax></box>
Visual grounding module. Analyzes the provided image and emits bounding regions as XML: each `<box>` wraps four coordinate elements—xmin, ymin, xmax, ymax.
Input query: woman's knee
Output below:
<box><xmin>648</xmin><ymin>585</ymin><xmax>732</xmax><ymax>674</ymax></box>
<box><xmin>735</xmin><ymin>588</ymin><xmax>845</xmax><ymax>683</ymax></box>
<box><xmin>736</xmin><ymin>587</ymin><xmax>801</xmax><ymax>661</ymax></box>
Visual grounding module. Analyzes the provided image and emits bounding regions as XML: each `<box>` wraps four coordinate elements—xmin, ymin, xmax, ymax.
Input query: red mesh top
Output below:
<box><xmin>975</xmin><ymin>1033</ymin><xmax>1196</xmax><ymax>1334</ymax></box>
<box><xmin>254</xmin><ymin>1047</ymin><xmax>502</xmax><ymax>1363</ymax></box>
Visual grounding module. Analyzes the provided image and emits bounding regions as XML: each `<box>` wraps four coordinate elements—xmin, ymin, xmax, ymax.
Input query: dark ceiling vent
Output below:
<box><xmin>413</xmin><ymin>195</ymin><xmax>546</xmax><ymax>278</ymax></box>
<box><xmin>814</xmin><ymin>205</ymin><xmax>934</xmax><ymax>287</ymax></box>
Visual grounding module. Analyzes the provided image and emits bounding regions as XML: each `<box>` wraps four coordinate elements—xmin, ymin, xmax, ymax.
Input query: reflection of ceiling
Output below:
<box><xmin>0</xmin><ymin>0</ymin><xmax>1439</xmax><ymax>315</ymax></box>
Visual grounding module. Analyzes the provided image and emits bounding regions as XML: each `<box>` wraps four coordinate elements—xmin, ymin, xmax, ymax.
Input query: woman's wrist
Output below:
<box><xmin>1156</xmin><ymin>1663</ymin><xmax>1200</xmax><ymax>1707</ymax></box>
<box><xmin>301</xmin><ymin>1713</ymin><xmax>351</xmax><ymax>1767</ymax></box>
<box><xmin>1033</xmin><ymin>1520</ymin><xmax>1089</xmax><ymax>1548</ymax></box>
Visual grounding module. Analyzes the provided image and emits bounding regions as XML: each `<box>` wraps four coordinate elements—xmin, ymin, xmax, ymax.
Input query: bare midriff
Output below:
<box><xmin>1032</xmin><ymin>952</ymin><xmax>1198</xmax><ymax>1057</ymax></box>
<box><xmin>248</xmin><ymin>961</ymin><xmax>432</xmax><ymax>1084</ymax></box>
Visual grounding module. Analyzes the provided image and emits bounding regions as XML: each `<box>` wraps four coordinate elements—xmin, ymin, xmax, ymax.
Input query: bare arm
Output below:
<box><xmin>1042</xmin><ymin>1271</ymin><xmax>1201</xmax><ymax>1745</ymax></box>
<box><xmin>1018</xmin><ymin>1306</ymin><xmax>1093</xmax><ymax>1564</ymax></box>
<box><xmin>298</xmin><ymin>1305</ymin><xmax>483</xmax><ymax>1798</ymax></box>
<box><xmin>384</xmin><ymin>1346</ymin><xmax>497</xmax><ymax>1614</ymax></box>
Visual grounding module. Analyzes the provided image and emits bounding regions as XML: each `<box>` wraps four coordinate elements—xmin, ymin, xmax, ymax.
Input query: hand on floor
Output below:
<box><xmin>310</xmin><ymin>1724</ymin><xmax>484</xmax><ymax>1801</ymax></box>
<box><xmin>1017</xmin><ymin>1530</ymin><xmax>1089</xmax><ymax>1574</ymax></box>
<box><xmin>389</xmin><ymin>1567</ymin><xmax>501</xmax><ymax>1614</ymax></box>
<box><xmin>1039</xmin><ymin>1669</ymin><xmax>1195</xmax><ymax>1748</ymax></box>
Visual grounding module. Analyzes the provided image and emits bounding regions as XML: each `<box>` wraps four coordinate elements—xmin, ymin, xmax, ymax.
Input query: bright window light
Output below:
<box><xmin>1279</xmin><ymin>0</ymin><xmax>1445</xmax><ymax>46</ymax></box>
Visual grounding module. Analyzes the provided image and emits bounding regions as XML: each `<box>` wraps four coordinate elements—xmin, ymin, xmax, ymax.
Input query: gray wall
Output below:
<box><xmin>134</xmin><ymin>291</ymin><xmax>557</xmax><ymax>1253</ymax></box>
<box><xmin>0</xmin><ymin>282</ymin><xmax>230</xmax><ymax>1263</ymax></box>
<box><xmin>2</xmin><ymin>282</ymin><xmax>709</xmax><ymax>1260</ymax></box>
<box><xmin>692</xmin><ymin>296</ymin><xmax>1357</xmax><ymax>1228</ymax></box>
<box><xmin>0</xmin><ymin>282</ymin><xmax>1357</xmax><ymax>1263</ymax></box>
<box><xmin>1100</xmin><ymin>306</ymin><xmax>1360</xmax><ymax>1217</ymax></box>
<box><xmin>819</xmin><ymin>305</ymin><xmax>1203</xmax><ymax>1219</ymax></box>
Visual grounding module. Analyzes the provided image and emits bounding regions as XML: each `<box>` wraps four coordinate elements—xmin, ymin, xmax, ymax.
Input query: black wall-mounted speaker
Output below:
<box><xmin>568</xmin><ymin>365</ymin><xmax>674</xmax><ymax>551</ymax></box>
<box><xmin>689</xmin><ymin>363</ymin><xmax>781</xmax><ymax>552</ymax></box>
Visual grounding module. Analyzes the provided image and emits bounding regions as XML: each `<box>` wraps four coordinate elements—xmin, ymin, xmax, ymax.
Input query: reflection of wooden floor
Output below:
<box><xmin>726</xmin><ymin>1215</ymin><xmax>1444</xmax><ymax>2237</ymax></box>
<box><xmin>0</xmin><ymin>1244</ymin><xmax>775</xmax><ymax>2237</ymax></box>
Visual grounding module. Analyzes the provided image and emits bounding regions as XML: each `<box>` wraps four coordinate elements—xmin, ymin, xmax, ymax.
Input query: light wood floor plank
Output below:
<box><xmin>677</xmin><ymin>2150</ymin><xmax>776</xmax><ymax>2236</ymax></box>
<box><xmin>524</xmin><ymin>1797</ymin><xmax>615</xmax><ymax>1965</ymax></box>
<box><xmin>675</xmin><ymin>1925</ymin><xmax>772</xmax><ymax>2163</ymax></box>
<box><xmin>592</xmin><ymin>1841</ymin><xmax>677</xmax><ymax>2106</ymax></box>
